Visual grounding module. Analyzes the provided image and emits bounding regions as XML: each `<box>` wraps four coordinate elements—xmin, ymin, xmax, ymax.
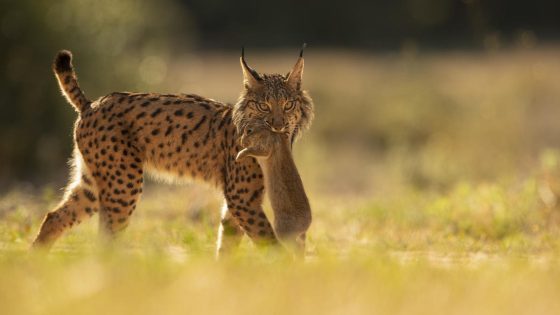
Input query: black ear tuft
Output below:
<box><xmin>54</xmin><ymin>50</ymin><xmax>73</xmax><ymax>73</ymax></box>
<box><xmin>299</xmin><ymin>43</ymin><xmax>307</xmax><ymax>57</ymax></box>
<box><xmin>240</xmin><ymin>46</ymin><xmax>262</xmax><ymax>82</ymax></box>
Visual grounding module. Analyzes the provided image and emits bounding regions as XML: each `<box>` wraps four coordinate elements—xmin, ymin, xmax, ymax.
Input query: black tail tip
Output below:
<box><xmin>54</xmin><ymin>50</ymin><xmax>73</xmax><ymax>73</ymax></box>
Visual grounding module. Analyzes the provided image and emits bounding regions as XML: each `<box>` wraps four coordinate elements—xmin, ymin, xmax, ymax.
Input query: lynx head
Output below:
<box><xmin>233</xmin><ymin>45</ymin><xmax>314</xmax><ymax>144</ymax></box>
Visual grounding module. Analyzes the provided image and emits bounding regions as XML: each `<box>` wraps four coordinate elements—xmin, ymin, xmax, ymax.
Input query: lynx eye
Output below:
<box><xmin>284</xmin><ymin>100</ymin><xmax>296</xmax><ymax>112</ymax></box>
<box><xmin>255</xmin><ymin>102</ymin><xmax>270</xmax><ymax>112</ymax></box>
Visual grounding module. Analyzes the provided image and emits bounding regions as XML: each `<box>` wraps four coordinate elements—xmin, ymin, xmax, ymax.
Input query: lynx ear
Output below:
<box><xmin>240</xmin><ymin>47</ymin><xmax>262</xmax><ymax>89</ymax></box>
<box><xmin>286</xmin><ymin>43</ymin><xmax>306</xmax><ymax>90</ymax></box>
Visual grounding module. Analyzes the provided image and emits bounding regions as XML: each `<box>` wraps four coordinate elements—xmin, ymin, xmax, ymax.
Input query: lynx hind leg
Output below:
<box><xmin>32</xmin><ymin>154</ymin><xmax>100</xmax><ymax>249</ymax></box>
<box><xmin>236</xmin><ymin>147</ymin><xmax>269</xmax><ymax>161</ymax></box>
<box><xmin>94</xmin><ymin>155</ymin><xmax>144</xmax><ymax>239</ymax></box>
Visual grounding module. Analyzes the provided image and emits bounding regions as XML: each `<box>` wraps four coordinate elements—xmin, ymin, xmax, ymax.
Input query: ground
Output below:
<box><xmin>2</xmin><ymin>48</ymin><xmax>560</xmax><ymax>314</ymax></box>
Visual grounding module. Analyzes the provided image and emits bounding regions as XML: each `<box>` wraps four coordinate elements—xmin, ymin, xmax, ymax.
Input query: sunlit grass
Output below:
<box><xmin>1</xmin><ymin>251</ymin><xmax>560</xmax><ymax>315</ymax></box>
<box><xmin>1</xmin><ymin>169</ymin><xmax>560</xmax><ymax>314</ymax></box>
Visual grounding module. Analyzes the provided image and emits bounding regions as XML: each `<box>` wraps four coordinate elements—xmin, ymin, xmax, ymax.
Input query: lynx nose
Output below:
<box><xmin>266</xmin><ymin>118</ymin><xmax>285</xmax><ymax>133</ymax></box>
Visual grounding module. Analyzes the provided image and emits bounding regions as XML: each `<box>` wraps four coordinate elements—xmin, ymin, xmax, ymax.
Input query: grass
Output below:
<box><xmin>3</xmin><ymin>47</ymin><xmax>560</xmax><ymax>314</ymax></box>
<box><xmin>1</xmin><ymin>174</ymin><xmax>560</xmax><ymax>315</ymax></box>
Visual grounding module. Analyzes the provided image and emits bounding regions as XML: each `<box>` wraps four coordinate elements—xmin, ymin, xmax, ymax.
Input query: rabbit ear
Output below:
<box><xmin>240</xmin><ymin>46</ymin><xmax>262</xmax><ymax>89</ymax></box>
<box><xmin>286</xmin><ymin>43</ymin><xmax>306</xmax><ymax>90</ymax></box>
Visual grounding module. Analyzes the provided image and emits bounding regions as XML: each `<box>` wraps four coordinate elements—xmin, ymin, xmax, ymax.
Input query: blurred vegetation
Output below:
<box><xmin>0</xmin><ymin>0</ymin><xmax>189</xmax><ymax>185</ymax></box>
<box><xmin>1</xmin><ymin>0</ymin><xmax>560</xmax><ymax>188</ymax></box>
<box><xmin>185</xmin><ymin>0</ymin><xmax>559</xmax><ymax>49</ymax></box>
<box><xmin>1</xmin><ymin>249</ymin><xmax>559</xmax><ymax>315</ymax></box>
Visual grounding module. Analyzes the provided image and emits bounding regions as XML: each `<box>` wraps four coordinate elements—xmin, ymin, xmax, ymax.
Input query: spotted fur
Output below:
<box><xmin>32</xmin><ymin>48</ymin><xmax>314</xmax><ymax>256</ymax></box>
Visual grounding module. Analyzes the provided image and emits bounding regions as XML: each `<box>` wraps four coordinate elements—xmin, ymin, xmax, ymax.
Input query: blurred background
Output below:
<box><xmin>1</xmin><ymin>0</ymin><xmax>560</xmax><ymax>198</ymax></box>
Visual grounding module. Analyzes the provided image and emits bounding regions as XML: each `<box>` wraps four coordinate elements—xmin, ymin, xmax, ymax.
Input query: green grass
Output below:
<box><xmin>3</xmin><ymin>47</ymin><xmax>560</xmax><ymax>314</ymax></box>
<box><xmin>1</xmin><ymin>174</ymin><xmax>560</xmax><ymax>315</ymax></box>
